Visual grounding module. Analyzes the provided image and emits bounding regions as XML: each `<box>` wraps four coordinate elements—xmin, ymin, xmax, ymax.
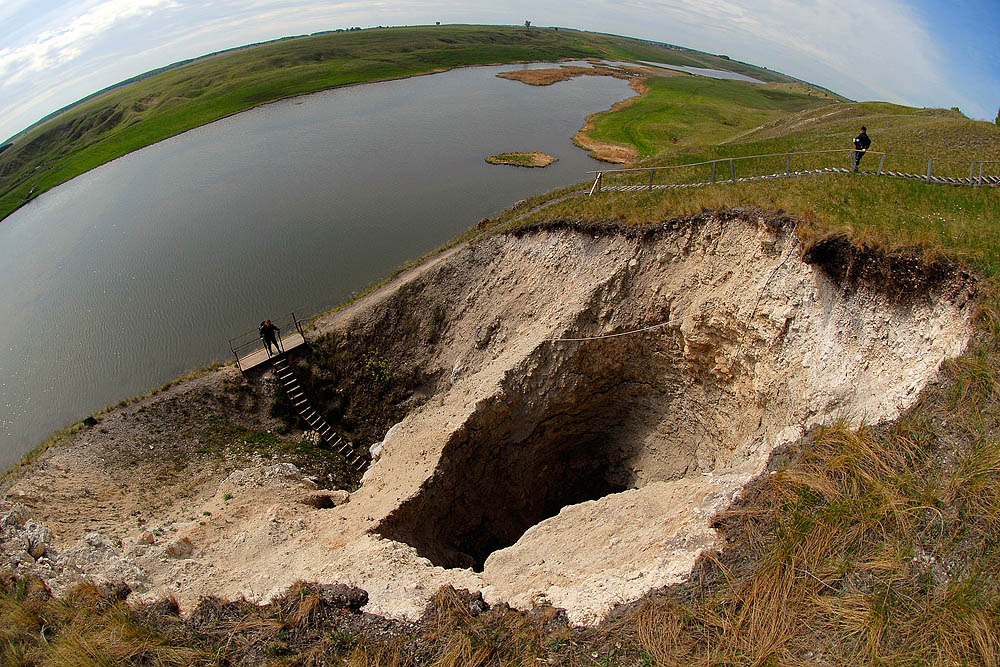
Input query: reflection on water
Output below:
<box><xmin>635</xmin><ymin>60</ymin><xmax>763</xmax><ymax>83</ymax></box>
<box><xmin>0</xmin><ymin>63</ymin><xmax>632</xmax><ymax>469</ymax></box>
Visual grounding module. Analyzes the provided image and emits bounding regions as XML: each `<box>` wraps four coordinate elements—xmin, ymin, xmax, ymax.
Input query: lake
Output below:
<box><xmin>0</xmin><ymin>63</ymin><xmax>633</xmax><ymax>470</ymax></box>
<box><xmin>637</xmin><ymin>61</ymin><xmax>763</xmax><ymax>83</ymax></box>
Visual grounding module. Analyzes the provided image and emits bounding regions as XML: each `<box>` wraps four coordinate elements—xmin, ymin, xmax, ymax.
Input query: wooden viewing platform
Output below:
<box><xmin>229</xmin><ymin>313</ymin><xmax>308</xmax><ymax>373</ymax></box>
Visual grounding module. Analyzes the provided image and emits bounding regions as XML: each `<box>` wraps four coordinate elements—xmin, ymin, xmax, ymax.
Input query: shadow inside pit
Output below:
<box><xmin>374</xmin><ymin>337</ymin><xmax>685</xmax><ymax>572</ymax></box>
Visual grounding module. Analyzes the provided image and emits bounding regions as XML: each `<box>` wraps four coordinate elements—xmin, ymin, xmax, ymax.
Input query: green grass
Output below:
<box><xmin>527</xmin><ymin>92</ymin><xmax>1000</xmax><ymax>275</ymax></box>
<box><xmin>0</xmin><ymin>24</ymin><xmax>803</xmax><ymax>224</ymax></box>
<box><xmin>485</xmin><ymin>151</ymin><xmax>557</xmax><ymax>167</ymax></box>
<box><xmin>522</xmin><ymin>176</ymin><xmax>1000</xmax><ymax>274</ymax></box>
<box><xmin>581</xmin><ymin>74</ymin><xmax>837</xmax><ymax>160</ymax></box>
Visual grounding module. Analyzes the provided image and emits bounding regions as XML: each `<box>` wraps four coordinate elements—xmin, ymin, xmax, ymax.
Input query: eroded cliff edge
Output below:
<box><xmin>2</xmin><ymin>210</ymin><xmax>976</xmax><ymax>625</ymax></box>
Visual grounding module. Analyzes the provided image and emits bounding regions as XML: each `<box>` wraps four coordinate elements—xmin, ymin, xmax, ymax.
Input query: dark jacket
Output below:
<box><xmin>260</xmin><ymin>322</ymin><xmax>280</xmax><ymax>341</ymax></box>
<box><xmin>854</xmin><ymin>131</ymin><xmax>871</xmax><ymax>151</ymax></box>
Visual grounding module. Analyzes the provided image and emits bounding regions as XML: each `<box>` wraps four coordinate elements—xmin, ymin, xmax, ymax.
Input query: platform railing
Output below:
<box><xmin>228</xmin><ymin>312</ymin><xmax>306</xmax><ymax>367</ymax></box>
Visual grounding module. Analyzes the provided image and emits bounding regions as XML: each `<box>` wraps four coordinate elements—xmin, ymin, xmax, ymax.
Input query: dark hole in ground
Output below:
<box><xmin>375</xmin><ymin>339</ymin><xmax>678</xmax><ymax>572</ymax></box>
<box><xmin>379</xmin><ymin>426</ymin><xmax>629</xmax><ymax>571</ymax></box>
<box><xmin>300</xmin><ymin>493</ymin><xmax>338</xmax><ymax>509</ymax></box>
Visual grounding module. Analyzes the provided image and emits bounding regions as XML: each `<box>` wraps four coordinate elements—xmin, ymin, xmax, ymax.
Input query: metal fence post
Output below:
<box><xmin>730</xmin><ymin>159</ymin><xmax>736</xmax><ymax>183</ymax></box>
<box><xmin>648</xmin><ymin>169</ymin><xmax>654</xmax><ymax>191</ymax></box>
<box><xmin>712</xmin><ymin>161</ymin><xmax>717</xmax><ymax>183</ymax></box>
<box><xmin>589</xmin><ymin>172</ymin><xmax>603</xmax><ymax>195</ymax></box>
<box><xmin>230</xmin><ymin>341</ymin><xmax>244</xmax><ymax>376</ymax></box>
<box><xmin>785</xmin><ymin>153</ymin><xmax>791</xmax><ymax>174</ymax></box>
<box><xmin>980</xmin><ymin>163</ymin><xmax>985</xmax><ymax>188</ymax></box>
<box><xmin>878</xmin><ymin>154</ymin><xmax>886</xmax><ymax>174</ymax></box>
<box><xmin>926</xmin><ymin>158</ymin><xmax>933</xmax><ymax>183</ymax></box>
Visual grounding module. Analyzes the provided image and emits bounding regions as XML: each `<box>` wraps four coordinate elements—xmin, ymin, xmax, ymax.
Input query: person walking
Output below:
<box><xmin>259</xmin><ymin>319</ymin><xmax>282</xmax><ymax>357</ymax></box>
<box><xmin>853</xmin><ymin>126</ymin><xmax>871</xmax><ymax>172</ymax></box>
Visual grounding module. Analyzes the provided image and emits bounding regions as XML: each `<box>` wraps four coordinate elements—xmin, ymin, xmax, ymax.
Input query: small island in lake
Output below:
<box><xmin>485</xmin><ymin>151</ymin><xmax>558</xmax><ymax>167</ymax></box>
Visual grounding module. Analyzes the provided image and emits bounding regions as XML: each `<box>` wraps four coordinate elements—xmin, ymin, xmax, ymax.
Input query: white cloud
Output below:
<box><xmin>0</xmin><ymin>0</ymin><xmax>990</xmax><ymax>141</ymax></box>
<box><xmin>0</xmin><ymin>0</ymin><xmax>178</xmax><ymax>88</ymax></box>
<box><xmin>588</xmin><ymin>0</ymin><xmax>966</xmax><ymax>110</ymax></box>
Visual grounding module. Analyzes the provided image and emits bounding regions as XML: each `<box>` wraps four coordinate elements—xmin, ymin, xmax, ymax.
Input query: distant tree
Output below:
<box><xmin>436</xmin><ymin>21</ymin><xmax>440</xmax><ymax>25</ymax></box>
<box><xmin>524</xmin><ymin>20</ymin><xmax>531</xmax><ymax>28</ymax></box>
<box><xmin>996</xmin><ymin>107</ymin><xmax>999</xmax><ymax>126</ymax></box>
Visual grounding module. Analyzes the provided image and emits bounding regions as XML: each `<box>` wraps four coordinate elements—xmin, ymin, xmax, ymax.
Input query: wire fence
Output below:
<box><xmin>588</xmin><ymin>149</ymin><xmax>1000</xmax><ymax>194</ymax></box>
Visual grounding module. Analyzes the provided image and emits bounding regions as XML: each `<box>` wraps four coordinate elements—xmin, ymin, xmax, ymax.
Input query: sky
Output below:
<box><xmin>1</xmin><ymin>0</ymin><xmax>998</xmax><ymax>143</ymax></box>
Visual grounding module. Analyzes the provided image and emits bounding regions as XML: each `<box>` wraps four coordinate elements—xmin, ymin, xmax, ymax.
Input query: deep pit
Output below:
<box><xmin>378</xmin><ymin>328</ymin><xmax>712</xmax><ymax>572</ymax></box>
<box><xmin>363</xmin><ymin>214</ymin><xmax>975</xmax><ymax>622</ymax></box>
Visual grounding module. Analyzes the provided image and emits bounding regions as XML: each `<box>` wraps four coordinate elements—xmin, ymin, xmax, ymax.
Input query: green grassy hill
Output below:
<box><xmin>580</xmin><ymin>74</ymin><xmax>840</xmax><ymax>159</ymax></box>
<box><xmin>564</xmin><ymin>90</ymin><xmax>1000</xmax><ymax>275</ymax></box>
<box><xmin>579</xmin><ymin>81</ymin><xmax>1000</xmax><ymax>165</ymax></box>
<box><xmin>0</xmin><ymin>24</ymin><xmax>809</xmax><ymax>224</ymax></box>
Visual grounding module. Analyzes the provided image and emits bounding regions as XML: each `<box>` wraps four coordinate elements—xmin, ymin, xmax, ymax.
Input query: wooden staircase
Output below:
<box><xmin>271</xmin><ymin>355</ymin><xmax>364</xmax><ymax>469</ymax></box>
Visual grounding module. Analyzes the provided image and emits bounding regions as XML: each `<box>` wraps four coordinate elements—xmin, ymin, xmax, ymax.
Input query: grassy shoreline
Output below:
<box><xmin>0</xmin><ymin>25</ymin><xmax>801</xmax><ymax>224</ymax></box>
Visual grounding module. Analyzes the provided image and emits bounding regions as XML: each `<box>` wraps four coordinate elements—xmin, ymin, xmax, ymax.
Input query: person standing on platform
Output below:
<box><xmin>259</xmin><ymin>319</ymin><xmax>282</xmax><ymax>357</ymax></box>
<box><xmin>853</xmin><ymin>126</ymin><xmax>871</xmax><ymax>172</ymax></box>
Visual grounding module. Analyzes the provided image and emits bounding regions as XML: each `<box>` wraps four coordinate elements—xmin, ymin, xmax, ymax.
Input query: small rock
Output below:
<box><xmin>165</xmin><ymin>537</ymin><xmax>194</xmax><ymax>558</ymax></box>
<box><xmin>317</xmin><ymin>583</ymin><xmax>368</xmax><ymax>611</ymax></box>
<box><xmin>22</xmin><ymin>521</ymin><xmax>53</xmax><ymax>560</ymax></box>
<box><xmin>100</xmin><ymin>581</ymin><xmax>132</xmax><ymax>602</ymax></box>
<box><xmin>468</xmin><ymin>593</ymin><xmax>488</xmax><ymax>616</ymax></box>
<box><xmin>375</xmin><ymin>422</ymin><xmax>401</xmax><ymax>460</ymax></box>
<box><xmin>139</xmin><ymin>531</ymin><xmax>155</xmax><ymax>545</ymax></box>
<box><xmin>1</xmin><ymin>503</ymin><xmax>30</xmax><ymax>527</ymax></box>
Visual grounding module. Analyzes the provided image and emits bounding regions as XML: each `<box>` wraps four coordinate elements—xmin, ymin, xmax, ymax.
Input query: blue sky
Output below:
<box><xmin>1</xmin><ymin>0</ymin><xmax>998</xmax><ymax>143</ymax></box>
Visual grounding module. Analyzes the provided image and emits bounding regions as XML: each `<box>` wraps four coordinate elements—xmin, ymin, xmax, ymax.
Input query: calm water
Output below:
<box><xmin>0</xmin><ymin>63</ymin><xmax>633</xmax><ymax>469</ymax></box>
<box><xmin>636</xmin><ymin>61</ymin><xmax>764</xmax><ymax>83</ymax></box>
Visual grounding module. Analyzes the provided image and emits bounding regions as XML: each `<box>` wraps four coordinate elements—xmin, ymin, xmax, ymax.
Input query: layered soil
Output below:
<box><xmin>1</xmin><ymin>211</ymin><xmax>975</xmax><ymax>626</ymax></box>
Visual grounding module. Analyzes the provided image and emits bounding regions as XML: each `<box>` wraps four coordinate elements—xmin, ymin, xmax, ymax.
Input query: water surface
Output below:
<box><xmin>0</xmin><ymin>63</ymin><xmax>632</xmax><ymax>469</ymax></box>
<box><xmin>636</xmin><ymin>60</ymin><xmax>764</xmax><ymax>83</ymax></box>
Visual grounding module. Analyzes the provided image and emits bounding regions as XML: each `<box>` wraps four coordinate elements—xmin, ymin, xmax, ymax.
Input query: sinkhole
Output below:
<box><xmin>376</xmin><ymin>336</ymin><xmax>699</xmax><ymax>571</ymax></box>
<box><xmin>372</xmin><ymin>225</ymin><xmax>974</xmax><ymax>577</ymax></box>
